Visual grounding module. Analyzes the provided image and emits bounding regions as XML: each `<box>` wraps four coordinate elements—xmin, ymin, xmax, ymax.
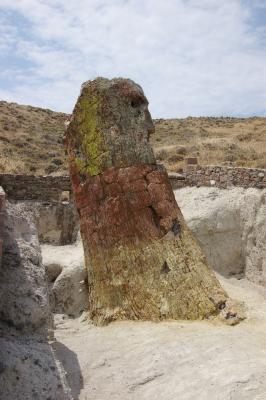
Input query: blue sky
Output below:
<box><xmin>0</xmin><ymin>0</ymin><xmax>266</xmax><ymax>118</ymax></box>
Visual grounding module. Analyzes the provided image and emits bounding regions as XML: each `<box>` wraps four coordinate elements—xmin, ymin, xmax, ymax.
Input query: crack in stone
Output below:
<box><xmin>129</xmin><ymin>373</ymin><xmax>164</xmax><ymax>392</ymax></box>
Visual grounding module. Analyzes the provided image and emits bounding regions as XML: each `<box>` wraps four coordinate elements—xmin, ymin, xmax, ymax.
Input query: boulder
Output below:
<box><xmin>42</xmin><ymin>238</ymin><xmax>88</xmax><ymax>317</ymax></box>
<box><xmin>0</xmin><ymin>201</ymin><xmax>50</xmax><ymax>333</ymax></box>
<box><xmin>175</xmin><ymin>187</ymin><xmax>266</xmax><ymax>285</ymax></box>
<box><xmin>0</xmin><ymin>329</ymin><xmax>73</xmax><ymax>400</ymax></box>
<box><xmin>0</xmin><ymin>201</ymin><xmax>73</xmax><ymax>399</ymax></box>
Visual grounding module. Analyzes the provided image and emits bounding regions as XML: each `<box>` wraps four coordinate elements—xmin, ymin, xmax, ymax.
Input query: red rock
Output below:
<box><xmin>102</xmin><ymin>167</ymin><xmax>118</xmax><ymax>184</ymax></box>
<box><xmin>146</xmin><ymin>170</ymin><xmax>167</xmax><ymax>184</ymax></box>
<box><xmin>147</xmin><ymin>182</ymin><xmax>174</xmax><ymax>203</ymax></box>
<box><xmin>121</xmin><ymin>178</ymin><xmax>147</xmax><ymax>193</ymax></box>
<box><xmin>152</xmin><ymin>200</ymin><xmax>176</xmax><ymax>218</ymax></box>
<box><xmin>160</xmin><ymin>216</ymin><xmax>175</xmax><ymax>233</ymax></box>
<box><xmin>126</xmin><ymin>190</ymin><xmax>151</xmax><ymax>210</ymax></box>
<box><xmin>101</xmin><ymin>196</ymin><xmax>128</xmax><ymax>227</ymax></box>
<box><xmin>90</xmin><ymin>176</ymin><xmax>104</xmax><ymax>200</ymax></box>
<box><xmin>131</xmin><ymin>207</ymin><xmax>161</xmax><ymax>239</ymax></box>
<box><xmin>122</xmin><ymin>164</ymin><xmax>153</xmax><ymax>182</ymax></box>
<box><xmin>105</xmin><ymin>182</ymin><xmax>122</xmax><ymax>197</ymax></box>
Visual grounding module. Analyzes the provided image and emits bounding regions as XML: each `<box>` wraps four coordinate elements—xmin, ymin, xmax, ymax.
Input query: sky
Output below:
<box><xmin>0</xmin><ymin>0</ymin><xmax>266</xmax><ymax>118</ymax></box>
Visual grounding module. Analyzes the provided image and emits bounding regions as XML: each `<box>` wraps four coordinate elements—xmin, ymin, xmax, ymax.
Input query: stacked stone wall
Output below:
<box><xmin>170</xmin><ymin>166</ymin><xmax>266</xmax><ymax>190</ymax></box>
<box><xmin>0</xmin><ymin>174</ymin><xmax>71</xmax><ymax>201</ymax></box>
<box><xmin>0</xmin><ymin>166</ymin><xmax>265</xmax><ymax>203</ymax></box>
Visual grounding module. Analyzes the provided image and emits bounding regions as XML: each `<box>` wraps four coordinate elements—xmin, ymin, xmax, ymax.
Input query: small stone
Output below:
<box><xmin>45</xmin><ymin>263</ymin><xmax>62</xmax><ymax>283</ymax></box>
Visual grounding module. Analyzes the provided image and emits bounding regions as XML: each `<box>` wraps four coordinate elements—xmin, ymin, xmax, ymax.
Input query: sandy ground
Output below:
<box><xmin>53</xmin><ymin>276</ymin><xmax>266</xmax><ymax>400</ymax></box>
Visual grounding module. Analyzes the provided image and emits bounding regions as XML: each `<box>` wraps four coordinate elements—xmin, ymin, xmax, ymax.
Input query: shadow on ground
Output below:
<box><xmin>53</xmin><ymin>341</ymin><xmax>84</xmax><ymax>399</ymax></box>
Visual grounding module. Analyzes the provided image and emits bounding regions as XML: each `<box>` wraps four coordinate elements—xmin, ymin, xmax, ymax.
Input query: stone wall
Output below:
<box><xmin>170</xmin><ymin>166</ymin><xmax>266</xmax><ymax>190</ymax></box>
<box><xmin>0</xmin><ymin>167</ymin><xmax>265</xmax><ymax>204</ymax></box>
<box><xmin>0</xmin><ymin>186</ymin><xmax>5</xmax><ymax>267</ymax></box>
<box><xmin>0</xmin><ymin>174</ymin><xmax>71</xmax><ymax>201</ymax></box>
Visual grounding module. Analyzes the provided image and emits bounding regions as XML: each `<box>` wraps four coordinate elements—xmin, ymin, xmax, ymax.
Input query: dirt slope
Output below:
<box><xmin>153</xmin><ymin>117</ymin><xmax>266</xmax><ymax>171</ymax></box>
<box><xmin>0</xmin><ymin>100</ymin><xmax>265</xmax><ymax>175</ymax></box>
<box><xmin>0</xmin><ymin>101</ymin><xmax>68</xmax><ymax>175</ymax></box>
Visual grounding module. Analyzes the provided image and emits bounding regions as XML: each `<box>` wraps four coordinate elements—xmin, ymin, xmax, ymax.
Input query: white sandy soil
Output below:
<box><xmin>53</xmin><ymin>276</ymin><xmax>266</xmax><ymax>400</ymax></box>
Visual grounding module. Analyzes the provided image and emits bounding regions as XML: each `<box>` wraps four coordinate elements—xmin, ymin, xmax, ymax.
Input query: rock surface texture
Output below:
<box><xmin>42</xmin><ymin>236</ymin><xmax>88</xmax><ymax>316</ymax></box>
<box><xmin>175</xmin><ymin>187</ymin><xmax>266</xmax><ymax>285</ymax></box>
<box><xmin>0</xmin><ymin>186</ymin><xmax>5</xmax><ymax>267</ymax></box>
<box><xmin>173</xmin><ymin>166</ymin><xmax>266</xmax><ymax>190</ymax></box>
<box><xmin>37</xmin><ymin>201</ymin><xmax>79</xmax><ymax>245</ymax></box>
<box><xmin>65</xmin><ymin>77</ymin><xmax>234</xmax><ymax>325</ymax></box>
<box><xmin>0</xmin><ymin>201</ymin><xmax>50</xmax><ymax>332</ymax></box>
<box><xmin>0</xmin><ymin>201</ymin><xmax>73</xmax><ymax>400</ymax></box>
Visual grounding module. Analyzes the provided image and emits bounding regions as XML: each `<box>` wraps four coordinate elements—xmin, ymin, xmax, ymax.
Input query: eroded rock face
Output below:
<box><xmin>175</xmin><ymin>187</ymin><xmax>266</xmax><ymax>285</ymax></box>
<box><xmin>0</xmin><ymin>331</ymin><xmax>73</xmax><ymax>400</ymax></box>
<box><xmin>65</xmin><ymin>77</ymin><xmax>233</xmax><ymax>326</ymax></box>
<box><xmin>0</xmin><ymin>201</ymin><xmax>50</xmax><ymax>333</ymax></box>
<box><xmin>42</xmin><ymin>236</ymin><xmax>88</xmax><ymax>317</ymax></box>
<box><xmin>0</xmin><ymin>201</ymin><xmax>73</xmax><ymax>400</ymax></box>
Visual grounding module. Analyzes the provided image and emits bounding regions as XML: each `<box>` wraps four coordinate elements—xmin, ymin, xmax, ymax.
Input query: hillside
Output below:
<box><xmin>153</xmin><ymin>117</ymin><xmax>266</xmax><ymax>171</ymax></box>
<box><xmin>0</xmin><ymin>101</ymin><xmax>68</xmax><ymax>175</ymax></box>
<box><xmin>0</xmin><ymin>100</ymin><xmax>265</xmax><ymax>175</ymax></box>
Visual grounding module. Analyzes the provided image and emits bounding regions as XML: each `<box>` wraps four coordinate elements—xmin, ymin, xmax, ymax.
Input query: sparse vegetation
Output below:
<box><xmin>0</xmin><ymin>101</ymin><xmax>68</xmax><ymax>175</ymax></box>
<box><xmin>152</xmin><ymin>117</ymin><xmax>266</xmax><ymax>172</ymax></box>
<box><xmin>0</xmin><ymin>101</ymin><xmax>265</xmax><ymax>175</ymax></box>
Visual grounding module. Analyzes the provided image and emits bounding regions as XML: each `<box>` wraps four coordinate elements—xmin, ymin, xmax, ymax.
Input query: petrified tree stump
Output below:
<box><xmin>65</xmin><ymin>77</ymin><xmax>231</xmax><ymax>325</ymax></box>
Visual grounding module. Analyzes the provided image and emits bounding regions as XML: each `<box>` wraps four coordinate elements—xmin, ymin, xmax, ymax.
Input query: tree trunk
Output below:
<box><xmin>65</xmin><ymin>77</ymin><xmax>238</xmax><ymax>326</ymax></box>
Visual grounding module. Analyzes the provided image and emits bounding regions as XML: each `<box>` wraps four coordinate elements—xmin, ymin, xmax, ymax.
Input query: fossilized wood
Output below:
<box><xmin>65</xmin><ymin>77</ymin><xmax>236</xmax><ymax>325</ymax></box>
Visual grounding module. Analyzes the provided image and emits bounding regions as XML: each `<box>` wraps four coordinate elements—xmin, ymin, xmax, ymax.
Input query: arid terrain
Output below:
<box><xmin>0</xmin><ymin>101</ymin><xmax>67</xmax><ymax>175</ymax></box>
<box><xmin>153</xmin><ymin>117</ymin><xmax>266</xmax><ymax>171</ymax></box>
<box><xmin>0</xmin><ymin>100</ymin><xmax>265</xmax><ymax>175</ymax></box>
<box><xmin>1</xmin><ymin>92</ymin><xmax>266</xmax><ymax>399</ymax></box>
<box><xmin>54</xmin><ymin>275</ymin><xmax>266</xmax><ymax>400</ymax></box>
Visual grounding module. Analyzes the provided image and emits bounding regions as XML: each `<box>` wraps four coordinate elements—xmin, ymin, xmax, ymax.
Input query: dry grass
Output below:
<box><xmin>0</xmin><ymin>100</ymin><xmax>265</xmax><ymax>175</ymax></box>
<box><xmin>151</xmin><ymin>117</ymin><xmax>266</xmax><ymax>172</ymax></box>
<box><xmin>0</xmin><ymin>101</ymin><xmax>68</xmax><ymax>175</ymax></box>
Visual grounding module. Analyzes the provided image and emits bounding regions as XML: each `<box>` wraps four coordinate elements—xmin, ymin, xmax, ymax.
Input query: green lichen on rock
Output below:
<box><xmin>66</xmin><ymin>77</ymin><xmax>155</xmax><ymax>176</ymax></box>
<box><xmin>71</xmin><ymin>89</ymin><xmax>107</xmax><ymax>176</ymax></box>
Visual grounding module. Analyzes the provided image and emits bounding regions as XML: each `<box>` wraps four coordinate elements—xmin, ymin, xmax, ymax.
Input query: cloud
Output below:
<box><xmin>0</xmin><ymin>0</ymin><xmax>266</xmax><ymax>117</ymax></box>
